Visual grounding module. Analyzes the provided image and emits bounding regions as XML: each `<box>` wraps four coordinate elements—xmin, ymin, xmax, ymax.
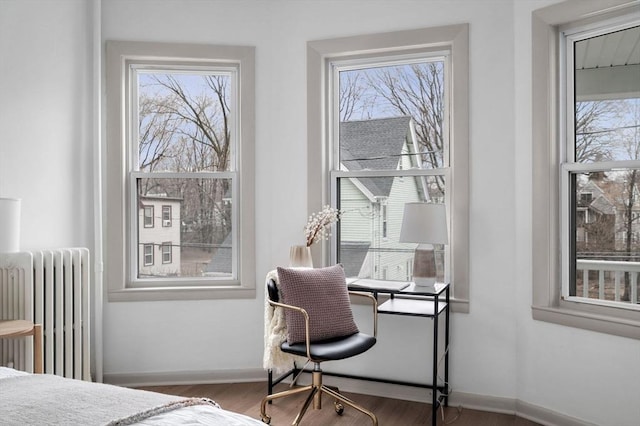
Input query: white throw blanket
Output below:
<box><xmin>0</xmin><ymin>373</ymin><xmax>218</xmax><ymax>425</ymax></box>
<box><xmin>262</xmin><ymin>270</ymin><xmax>305</xmax><ymax>374</ymax></box>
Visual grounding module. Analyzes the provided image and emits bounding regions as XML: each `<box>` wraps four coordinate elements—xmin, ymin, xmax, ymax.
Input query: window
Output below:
<box><xmin>563</xmin><ymin>23</ymin><xmax>640</xmax><ymax>308</ymax></box>
<box><xmin>143</xmin><ymin>244</ymin><xmax>154</xmax><ymax>266</ymax></box>
<box><xmin>162</xmin><ymin>242</ymin><xmax>172</xmax><ymax>264</ymax></box>
<box><xmin>143</xmin><ymin>205</ymin><xmax>154</xmax><ymax>228</ymax></box>
<box><xmin>381</xmin><ymin>204</ymin><xmax>388</xmax><ymax>239</ymax></box>
<box><xmin>308</xmin><ymin>24</ymin><xmax>469</xmax><ymax>311</ymax></box>
<box><xmin>532</xmin><ymin>0</ymin><xmax>640</xmax><ymax>338</ymax></box>
<box><xmin>106</xmin><ymin>41</ymin><xmax>256</xmax><ymax>301</ymax></box>
<box><xmin>162</xmin><ymin>206</ymin><xmax>172</xmax><ymax>227</ymax></box>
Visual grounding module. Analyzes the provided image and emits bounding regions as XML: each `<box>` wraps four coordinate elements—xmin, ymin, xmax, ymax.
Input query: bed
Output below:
<box><xmin>0</xmin><ymin>367</ymin><xmax>263</xmax><ymax>425</ymax></box>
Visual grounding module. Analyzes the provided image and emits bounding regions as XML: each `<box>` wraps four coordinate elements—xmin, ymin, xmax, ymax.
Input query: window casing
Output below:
<box><xmin>106</xmin><ymin>41</ymin><xmax>255</xmax><ymax>301</ymax></box>
<box><xmin>308</xmin><ymin>25</ymin><xmax>469</xmax><ymax>311</ymax></box>
<box><xmin>532</xmin><ymin>0</ymin><xmax>640</xmax><ymax>339</ymax></box>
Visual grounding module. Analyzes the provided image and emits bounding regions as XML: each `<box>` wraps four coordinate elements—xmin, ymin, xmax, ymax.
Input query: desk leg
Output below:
<box><xmin>432</xmin><ymin>298</ymin><xmax>438</xmax><ymax>426</ymax></box>
<box><xmin>444</xmin><ymin>288</ymin><xmax>450</xmax><ymax>407</ymax></box>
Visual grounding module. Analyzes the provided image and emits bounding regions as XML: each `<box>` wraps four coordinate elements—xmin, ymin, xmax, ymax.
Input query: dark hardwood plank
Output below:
<box><xmin>137</xmin><ymin>382</ymin><xmax>542</xmax><ymax>425</ymax></box>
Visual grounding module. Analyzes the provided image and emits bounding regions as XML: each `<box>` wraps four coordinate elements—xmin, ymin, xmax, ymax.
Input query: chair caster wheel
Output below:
<box><xmin>334</xmin><ymin>402</ymin><xmax>344</xmax><ymax>415</ymax></box>
<box><xmin>261</xmin><ymin>414</ymin><xmax>271</xmax><ymax>424</ymax></box>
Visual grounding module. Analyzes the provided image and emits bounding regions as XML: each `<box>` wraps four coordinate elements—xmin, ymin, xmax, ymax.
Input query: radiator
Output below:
<box><xmin>0</xmin><ymin>248</ymin><xmax>90</xmax><ymax>380</ymax></box>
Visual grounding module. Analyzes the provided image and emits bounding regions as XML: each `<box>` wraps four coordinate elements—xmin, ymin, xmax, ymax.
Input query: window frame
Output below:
<box><xmin>307</xmin><ymin>24</ymin><xmax>469</xmax><ymax>312</ymax></box>
<box><xmin>532</xmin><ymin>0</ymin><xmax>640</xmax><ymax>339</ymax></box>
<box><xmin>105</xmin><ymin>41</ymin><xmax>256</xmax><ymax>302</ymax></box>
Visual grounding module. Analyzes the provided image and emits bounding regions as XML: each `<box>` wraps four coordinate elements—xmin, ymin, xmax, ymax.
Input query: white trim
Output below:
<box><xmin>103</xmin><ymin>368</ymin><xmax>265</xmax><ymax>388</ymax></box>
<box><xmin>90</xmin><ymin>0</ymin><xmax>103</xmax><ymax>384</ymax></box>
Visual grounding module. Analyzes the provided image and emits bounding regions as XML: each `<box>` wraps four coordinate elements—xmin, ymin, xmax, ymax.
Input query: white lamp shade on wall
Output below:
<box><xmin>0</xmin><ymin>198</ymin><xmax>21</xmax><ymax>253</ymax></box>
<box><xmin>399</xmin><ymin>202</ymin><xmax>448</xmax><ymax>245</ymax></box>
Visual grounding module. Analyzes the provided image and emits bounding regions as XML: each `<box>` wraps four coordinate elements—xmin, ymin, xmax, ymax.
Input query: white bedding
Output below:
<box><xmin>0</xmin><ymin>367</ymin><xmax>262</xmax><ymax>426</ymax></box>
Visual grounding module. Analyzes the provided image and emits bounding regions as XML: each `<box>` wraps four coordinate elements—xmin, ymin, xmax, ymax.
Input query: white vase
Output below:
<box><xmin>289</xmin><ymin>245</ymin><xmax>313</xmax><ymax>268</ymax></box>
<box><xmin>0</xmin><ymin>198</ymin><xmax>21</xmax><ymax>253</ymax></box>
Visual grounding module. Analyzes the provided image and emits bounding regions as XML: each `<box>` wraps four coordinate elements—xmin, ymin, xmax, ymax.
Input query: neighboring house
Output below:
<box><xmin>574</xmin><ymin>176</ymin><xmax>640</xmax><ymax>254</ymax></box>
<box><xmin>138</xmin><ymin>195</ymin><xmax>182</xmax><ymax>277</ymax></box>
<box><xmin>339</xmin><ymin>116</ymin><xmax>429</xmax><ymax>280</ymax></box>
<box><xmin>576</xmin><ymin>179</ymin><xmax>616</xmax><ymax>251</ymax></box>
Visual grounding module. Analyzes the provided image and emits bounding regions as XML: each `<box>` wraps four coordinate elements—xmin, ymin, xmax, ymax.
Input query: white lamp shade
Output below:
<box><xmin>399</xmin><ymin>202</ymin><xmax>448</xmax><ymax>245</ymax></box>
<box><xmin>0</xmin><ymin>198</ymin><xmax>21</xmax><ymax>253</ymax></box>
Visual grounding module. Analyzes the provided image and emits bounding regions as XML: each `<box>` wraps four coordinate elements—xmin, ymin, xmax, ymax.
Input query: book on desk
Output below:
<box><xmin>346</xmin><ymin>278</ymin><xmax>410</xmax><ymax>292</ymax></box>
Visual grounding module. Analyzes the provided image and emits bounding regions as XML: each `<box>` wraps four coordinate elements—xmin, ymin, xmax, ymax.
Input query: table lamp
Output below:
<box><xmin>399</xmin><ymin>202</ymin><xmax>448</xmax><ymax>288</ymax></box>
<box><xmin>0</xmin><ymin>198</ymin><xmax>21</xmax><ymax>253</ymax></box>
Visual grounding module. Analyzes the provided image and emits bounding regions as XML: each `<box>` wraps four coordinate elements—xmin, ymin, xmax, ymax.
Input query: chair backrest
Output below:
<box><xmin>267</xmin><ymin>279</ymin><xmax>279</xmax><ymax>303</ymax></box>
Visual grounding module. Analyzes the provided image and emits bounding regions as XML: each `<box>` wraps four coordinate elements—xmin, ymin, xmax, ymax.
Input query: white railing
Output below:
<box><xmin>576</xmin><ymin>259</ymin><xmax>640</xmax><ymax>303</ymax></box>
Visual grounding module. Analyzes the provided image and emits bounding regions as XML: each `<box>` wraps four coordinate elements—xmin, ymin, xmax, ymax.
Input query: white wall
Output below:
<box><xmin>0</xmin><ymin>0</ymin><xmax>94</xmax><ymax>250</ymax></box>
<box><xmin>2</xmin><ymin>1</ymin><xmax>638</xmax><ymax>425</ymax></box>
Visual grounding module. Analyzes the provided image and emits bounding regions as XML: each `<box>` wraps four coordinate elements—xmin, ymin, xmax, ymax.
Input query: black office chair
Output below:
<box><xmin>260</xmin><ymin>269</ymin><xmax>378</xmax><ymax>426</ymax></box>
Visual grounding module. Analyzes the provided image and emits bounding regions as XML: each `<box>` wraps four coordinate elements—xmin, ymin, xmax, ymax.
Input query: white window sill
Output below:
<box><xmin>108</xmin><ymin>286</ymin><xmax>256</xmax><ymax>302</ymax></box>
<box><xmin>532</xmin><ymin>304</ymin><xmax>640</xmax><ymax>340</ymax></box>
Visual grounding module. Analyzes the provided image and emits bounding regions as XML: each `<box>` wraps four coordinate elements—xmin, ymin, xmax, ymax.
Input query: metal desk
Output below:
<box><xmin>267</xmin><ymin>280</ymin><xmax>450</xmax><ymax>426</ymax></box>
<box><xmin>348</xmin><ymin>280</ymin><xmax>450</xmax><ymax>426</ymax></box>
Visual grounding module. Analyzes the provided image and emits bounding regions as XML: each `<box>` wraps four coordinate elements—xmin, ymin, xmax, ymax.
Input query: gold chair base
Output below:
<box><xmin>260</xmin><ymin>370</ymin><xmax>378</xmax><ymax>425</ymax></box>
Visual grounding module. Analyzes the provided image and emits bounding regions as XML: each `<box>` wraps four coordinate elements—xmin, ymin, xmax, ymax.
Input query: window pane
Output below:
<box><xmin>572</xmin><ymin>170</ymin><xmax>640</xmax><ymax>304</ymax></box>
<box><xmin>137</xmin><ymin>71</ymin><xmax>233</xmax><ymax>172</ymax></box>
<box><xmin>338</xmin><ymin>60</ymin><xmax>445</xmax><ymax>170</ymax></box>
<box><xmin>137</xmin><ymin>177</ymin><xmax>233</xmax><ymax>279</ymax></box>
<box><xmin>574</xmin><ymin>26</ymin><xmax>640</xmax><ymax>163</ymax></box>
<box><xmin>337</xmin><ymin>175</ymin><xmax>445</xmax><ymax>280</ymax></box>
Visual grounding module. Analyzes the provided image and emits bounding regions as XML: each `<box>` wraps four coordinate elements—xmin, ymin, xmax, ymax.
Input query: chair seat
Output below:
<box><xmin>281</xmin><ymin>332</ymin><xmax>376</xmax><ymax>362</ymax></box>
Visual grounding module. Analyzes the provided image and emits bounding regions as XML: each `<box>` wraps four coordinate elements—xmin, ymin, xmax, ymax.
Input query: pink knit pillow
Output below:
<box><xmin>277</xmin><ymin>265</ymin><xmax>359</xmax><ymax>344</ymax></box>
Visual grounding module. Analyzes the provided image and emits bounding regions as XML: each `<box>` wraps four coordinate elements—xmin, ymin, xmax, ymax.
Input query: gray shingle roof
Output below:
<box><xmin>591</xmin><ymin>195</ymin><xmax>615</xmax><ymax>215</ymax></box>
<box><xmin>203</xmin><ymin>232</ymin><xmax>232</xmax><ymax>274</ymax></box>
<box><xmin>340</xmin><ymin>116</ymin><xmax>412</xmax><ymax>197</ymax></box>
<box><xmin>339</xmin><ymin>241</ymin><xmax>371</xmax><ymax>278</ymax></box>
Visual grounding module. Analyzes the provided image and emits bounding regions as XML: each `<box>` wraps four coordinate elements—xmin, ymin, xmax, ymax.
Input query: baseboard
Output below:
<box><xmin>516</xmin><ymin>399</ymin><xmax>597</xmax><ymax>426</ymax></box>
<box><xmin>103</xmin><ymin>368</ymin><xmax>266</xmax><ymax>388</ymax></box>
<box><xmin>447</xmin><ymin>391</ymin><xmax>596</xmax><ymax>426</ymax></box>
<box><xmin>103</xmin><ymin>369</ymin><xmax>595</xmax><ymax>426</ymax></box>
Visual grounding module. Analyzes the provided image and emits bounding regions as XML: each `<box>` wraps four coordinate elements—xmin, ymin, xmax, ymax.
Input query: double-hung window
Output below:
<box><xmin>162</xmin><ymin>206</ymin><xmax>172</xmax><ymax>228</ymax></box>
<box><xmin>143</xmin><ymin>206</ymin><xmax>154</xmax><ymax>228</ymax></box>
<box><xmin>532</xmin><ymin>0</ymin><xmax>640</xmax><ymax>338</ymax></box>
<box><xmin>143</xmin><ymin>244</ymin><xmax>154</xmax><ymax>266</ymax></box>
<box><xmin>162</xmin><ymin>242</ymin><xmax>172</xmax><ymax>264</ymax></box>
<box><xmin>308</xmin><ymin>25</ymin><xmax>469</xmax><ymax>310</ymax></box>
<box><xmin>106</xmin><ymin>41</ymin><xmax>255</xmax><ymax>301</ymax></box>
<box><xmin>562</xmin><ymin>21</ymin><xmax>640</xmax><ymax>308</ymax></box>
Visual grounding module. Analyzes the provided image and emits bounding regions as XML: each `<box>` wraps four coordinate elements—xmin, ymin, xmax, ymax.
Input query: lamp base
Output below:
<box><xmin>413</xmin><ymin>276</ymin><xmax>437</xmax><ymax>288</ymax></box>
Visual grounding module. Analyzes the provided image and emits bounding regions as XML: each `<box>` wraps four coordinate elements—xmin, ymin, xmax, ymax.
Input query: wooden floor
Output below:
<box><xmin>137</xmin><ymin>381</ymin><xmax>542</xmax><ymax>426</ymax></box>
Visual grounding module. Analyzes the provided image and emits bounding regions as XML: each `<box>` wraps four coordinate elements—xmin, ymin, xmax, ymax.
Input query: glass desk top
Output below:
<box><xmin>347</xmin><ymin>278</ymin><xmax>449</xmax><ymax>296</ymax></box>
